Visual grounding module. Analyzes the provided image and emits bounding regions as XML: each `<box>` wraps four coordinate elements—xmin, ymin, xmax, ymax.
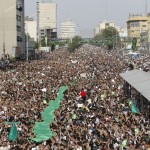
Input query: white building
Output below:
<box><xmin>115</xmin><ymin>26</ymin><xmax>127</xmax><ymax>37</ymax></box>
<box><xmin>37</xmin><ymin>1</ymin><xmax>57</xmax><ymax>42</ymax></box>
<box><xmin>25</xmin><ymin>17</ymin><xmax>37</xmax><ymax>42</ymax></box>
<box><xmin>0</xmin><ymin>0</ymin><xmax>25</xmax><ymax>58</ymax></box>
<box><xmin>94</xmin><ymin>20</ymin><xmax>127</xmax><ymax>38</ymax></box>
<box><xmin>94</xmin><ymin>20</ymin><xmax>115</xmax><ymax>36</ymax></box>
<box><xmin>61</xmin><ymin>20</ymin><xmax>80</xmax><ymax>39</ymax></box>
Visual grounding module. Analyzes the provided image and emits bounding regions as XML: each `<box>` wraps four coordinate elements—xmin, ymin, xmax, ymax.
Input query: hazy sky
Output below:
<box><xmin>25</xmin><ymin>0</ymin><xmax>150</xmax><ymax>38</ymax></box>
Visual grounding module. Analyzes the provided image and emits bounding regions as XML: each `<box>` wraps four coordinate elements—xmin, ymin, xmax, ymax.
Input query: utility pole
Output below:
<box><xmin>26</xmin><ymin>32</ymin><xmax>29</xmax><ymax>61</ymax></box>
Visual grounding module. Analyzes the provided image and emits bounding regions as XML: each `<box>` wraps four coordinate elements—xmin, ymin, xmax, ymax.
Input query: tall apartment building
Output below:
<box><xmin>60</xmin><ymin>20</ymin><xmax>80</xmax><ymax>39</ymax></box>
<box><xmin>37</xmin><ymin>1</ymin><xmax>57</xmax><ymax>42</ymax></box>
<box><xmin>127</xmin><ymin>14</ymin><xmax>148</xmax><ymax>47</ymax></box>
<box><xmin>94</xmin><ymin>20</ymin><xmax>115</xmax><ymax>36</ymax></box>
<box><xmin>0</xmin><ymin>0</ymin><xmax>25</xmax><ymax>58</ymax></box>
<box><xmin>25</xmin><ymin>17</ymin><xmax>37</xmax><ymax>42</ymax></box>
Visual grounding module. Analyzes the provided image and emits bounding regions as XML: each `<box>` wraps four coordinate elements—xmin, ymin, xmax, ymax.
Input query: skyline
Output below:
<box><xmin>25</xmin><ymin>0</ymin><xmax>150</xmax><ymax>38</ymax></box>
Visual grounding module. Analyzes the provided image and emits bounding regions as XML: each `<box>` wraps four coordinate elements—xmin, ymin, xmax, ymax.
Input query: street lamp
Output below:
<box><xmin>3</xmin><ymin>11</ymin><xmax>5</xmax><ymax>59</ymax></box>
<box><xmin>25</xmin><ymin>22</ymin><xmax>29</xmax><ymax>62</ymax></box>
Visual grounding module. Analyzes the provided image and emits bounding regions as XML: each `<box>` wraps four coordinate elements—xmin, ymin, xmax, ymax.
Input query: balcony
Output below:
<box><xmin>16</xmin><ymin>4</ymin><xmax>22</xmax><ymax>11</ymax></box>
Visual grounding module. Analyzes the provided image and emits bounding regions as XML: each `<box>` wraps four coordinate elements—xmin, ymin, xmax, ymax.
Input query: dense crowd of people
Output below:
<box><xmin>0</xmin><ymin>44</ymin><xmax>149</xmax><ymax>150</ymax></box>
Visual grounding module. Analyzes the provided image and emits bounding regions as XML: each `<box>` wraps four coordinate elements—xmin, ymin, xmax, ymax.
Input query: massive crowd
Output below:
<box><xmin>0</xmin><ymin>44</ymin><xmax>149</xmax><ymax>150</ymax></box>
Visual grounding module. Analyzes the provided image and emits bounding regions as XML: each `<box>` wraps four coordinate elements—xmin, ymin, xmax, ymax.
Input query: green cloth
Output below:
<box><xmin>73</xmin><ymin>79</ymin><xmax>78</xmax><ymax>85</ymax></box>
<box><xmin>131</xmin><ymin>102</ymin><xmax>140</xmax><ymax>114</ymax></box>
<box><xmin>122</xmin><ymin>139</ymin><xmax>127</xmax><ymax>148</ymax></box>
<box><xmin>30</xmin><ymin>86</ymin><xmax>69</xmax><ymax>143</ymax></box>
<box><xmin>8</xmin><ymin>123</ymin><xmax>18</xmax><ymax>142</ymax></box>
<box><xmin>11</xmin><ymin>69</ymin><xmax>15</xmax><ymax>73</ymax></box>
<box><xmin>72</xmin><ymin>114</ymin><xmax>77</xmax><ymax>119</ymax></box>
<box><xmin>135</xmin><ymin>128</ymin><xmax>139</xmax><ymax>135</ymax></box>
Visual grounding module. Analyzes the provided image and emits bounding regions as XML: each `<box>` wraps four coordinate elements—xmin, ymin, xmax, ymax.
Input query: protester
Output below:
<box><xmin>0</xmin><ymin>44</ymin><xmax>149</xmax><ymax>149</ymax></box>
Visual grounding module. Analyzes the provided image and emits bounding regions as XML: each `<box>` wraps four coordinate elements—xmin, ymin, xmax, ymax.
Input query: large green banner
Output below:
<box><xmin>30</xmin><ymin>86</ymin><xmax>69</xmax><ymax>142</ymax></box>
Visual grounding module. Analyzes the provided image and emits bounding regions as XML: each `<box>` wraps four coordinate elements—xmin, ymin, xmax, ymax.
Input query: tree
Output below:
<box><xmin>95</xmin><ymin>27</ymin><xmax>120</xmax><ymax>50</ymax></box>
<box><xmin>40</xmin><ymin>37</ymin><xmax>51</xmax><ymax>47</ymax></box>
<box><xmin>68</xmin><ymin>36</ymin><xmax>82</xmax><ymax>52</ymax></box>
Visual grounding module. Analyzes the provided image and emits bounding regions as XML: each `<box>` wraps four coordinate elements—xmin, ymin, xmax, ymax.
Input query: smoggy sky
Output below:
<box><xmin>25</xmin><ymin>0</ymin><xmax>150</xmax><ymax>38</ymax></box>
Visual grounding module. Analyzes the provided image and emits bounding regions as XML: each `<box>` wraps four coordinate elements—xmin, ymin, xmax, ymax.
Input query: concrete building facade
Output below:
<box><xmin>60</xmin><ymin>20</ymin><xmax>80</xmax><ymax>39</ymax></box>
<box><xmin>0</xmin><ymin>0</ymin><xmax>25</xmax><ymax>58</ymax></box>
<box><xmin>25</xmin><ymin>17</ymin><xmax>37</xmax><ymax>42</ymax></box>
<box><xmin>37</xmin><ymin>1</ymin><xmax>57</xmax><ymax>42</ymax></box>
<box><xmin>127</xmin><ymin>14</ymin><xmax>148</xmax><ymax>47</ymax></box>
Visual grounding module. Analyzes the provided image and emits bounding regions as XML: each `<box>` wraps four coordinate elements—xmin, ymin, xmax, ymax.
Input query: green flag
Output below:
<box><xmin>131</xmin><ymin>102</ymin><xmax>140</xmax><ymax>114</ymax></box>
<box><xmin>8</xmin><ymin>123</ymin><xmax>18</xmax><ymax>142</ymax></box>
<box><xmin>72</xmin><ymin>114</ymin><xmax>77</xmax><ymax>119</ymax></box>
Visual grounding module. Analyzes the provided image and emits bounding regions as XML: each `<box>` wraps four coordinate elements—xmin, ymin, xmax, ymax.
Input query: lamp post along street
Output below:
<box><xmin>26</xmin><ymin>33</ymin><xmax>29</xmax><ymax>61</ymax></box>
<box><xmin>3</xmin><ymin>11</ymin><xmax>5</xmax><ymax>58</ymax></box>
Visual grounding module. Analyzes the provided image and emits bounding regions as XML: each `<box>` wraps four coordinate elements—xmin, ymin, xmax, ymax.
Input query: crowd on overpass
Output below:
<box><xmin>0</xmin><ymin>45</ymin><xmax>149</xmax><ymax>149</ymax></box>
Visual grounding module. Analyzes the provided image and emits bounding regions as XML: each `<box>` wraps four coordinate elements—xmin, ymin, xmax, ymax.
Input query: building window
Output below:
<box><xmin>130</xmin><ymin>22</ymin><xmax>140</xmax><ymax>27</ymax></box>
<box><xmin>17</xmin><ymin>15</ymin><xmax>21</xmax><ymax>21</ymax></box>
<box><xmin>17</xmin><ymin>26</ymin><xmax>21</xmax><ymax>32</ymax></box>
<box><xmin>17</xmin><ymin>36</ymin><xmax>22</xmax><ymax>42</ymax></box>
<box><xmin>142</xmin><ymin>25</ymin><xmax>146</xmax><ymax>27</ymax></box>
<box><xmin>16</xmin><ymin>3</ymin><xmax>22</xmax><ymax>11</ymax></box>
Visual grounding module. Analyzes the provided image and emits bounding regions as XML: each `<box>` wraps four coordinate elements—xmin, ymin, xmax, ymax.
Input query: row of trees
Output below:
<box><xmin>32</xmin><ymin>27</ymin><xmax>123</xmax><ymax>52</ymax></box>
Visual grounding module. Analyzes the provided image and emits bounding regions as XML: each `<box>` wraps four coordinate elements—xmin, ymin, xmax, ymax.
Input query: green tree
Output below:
<box><xmin>68</xmin><ymin>36</ymin><xmax>82</xmax><ymax>52</ymax></box>
<box><xmin>40</xmin><ymin>37</ymin><xmax>51</xmax><ymax>47</ymax></box>
<box><xmin>95</xmin><ymin>27</ymin><xmax>120</xmax><ymax>50</ymax></box>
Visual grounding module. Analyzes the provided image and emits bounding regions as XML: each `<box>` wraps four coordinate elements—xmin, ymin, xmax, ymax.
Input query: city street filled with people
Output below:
<box><xmin>0</xmin><ymin>45</ymin><xmax>149</xmax><ymax>150</ymax></box>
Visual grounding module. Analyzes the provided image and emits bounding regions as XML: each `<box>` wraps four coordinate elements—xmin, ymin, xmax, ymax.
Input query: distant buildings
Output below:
<box><xmin>37</xmin><ymin>1</ymin><xmax>57</xmax><ymax>43</ymax></box>
<box><xmin>60</xmin><ymin>20</ymin><xmax>80</xmax><ymax>39</ymax></box>
<box><xmin>94</xmin><ymin>20</ymin><xmax>127</xmax><ymax>38</ymax></box>
<box><xmin>94</xmin><ymin>20</ymin><xmax>115</xmax><ymax>36</ymax></box>
<box><xmin>0</xmin><ymin>0</ymin><xmax>25</xmax><ymax>58</ymax></box>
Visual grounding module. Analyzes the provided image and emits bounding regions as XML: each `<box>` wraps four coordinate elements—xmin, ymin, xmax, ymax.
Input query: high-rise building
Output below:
<box><xmin>0</xmin><ymin>0</ymin><xmax>25</xmax><ymax>58</ymax></box>
<box><xmin>60</xmin><ymin>20</ymin><xmax>80</xmax><ymax>39</ymax></box>
<box><xmin>37</xmin><ymin>1</ymin><xmax>57</xmax><ymax>43</ymax></box>
<box><xmin>127</xmin><ymin>14</ymin><xmax>148</xmax><ymax>47</ymax></box>
<box><xmin>25</xmin><ymin>17</ymin><xmax>37</xmax><ymax>42</ymax></box>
